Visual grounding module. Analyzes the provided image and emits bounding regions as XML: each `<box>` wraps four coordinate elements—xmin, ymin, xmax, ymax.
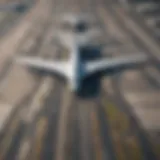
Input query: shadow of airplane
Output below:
<box><xmin>76</xmin><ymin>46</ymin><xmax>102</xmax><ymax>98</ymax></box>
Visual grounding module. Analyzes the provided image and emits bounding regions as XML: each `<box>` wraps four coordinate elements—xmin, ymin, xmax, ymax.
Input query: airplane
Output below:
<box><xmin>15</xmin><ymin>31</ymin><xmax>150</xmax><ymax>92</ymax></box>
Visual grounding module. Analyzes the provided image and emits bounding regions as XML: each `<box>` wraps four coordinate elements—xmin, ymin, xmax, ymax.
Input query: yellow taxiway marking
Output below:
<box><xmin>97</xmin><ymin>7</ymin><xmax>128</xmax><ymax>42</ymax></box>
<box><xmin>0</xmin><ymin>78</ymin><xmax>52</xmax><ymax>159</ymax></box>
<box><xmin>17</xmin><ymin>77</ymin><xmax>54</xmax><ymax>160</ymax></box>
<box><xmin>0</xmin><ymin>117</ymin><xmax>20</xmax><ymax>160</ymax></box>
<box><xmin>55</xmin><ymin>88</ymin><xmax>73</xmax><ymax>160</ymax></box>
<box><xmin>153</xmin><ymin>143</ymin><xmax>160</xmax><ymax>159</ymax></box>
<box><xmin>101</xmin><ymin>98</ymin><xmax>144</xmax><ymax>160</ymax></box>
<box><xmin>125</xmin><ymin>136</ymin><xmax>144</xmax><ymax>160</ymax></box>
<box><xmin>115</xmin><ymin>6</ymin><xmax>160</xmax><ymax>61</ymax></box>
<box><xmin>99</xmin><ymin>4</ymin><xmax>160</xmax><ymax>160</ymax></box>
<box><xmin>90</xmin><ymin>108</ymin><xmax>103</xmax><ymax>160</ymax></box>
<box><xmin>98</xmin><ymin>5</ymin><xmax>147</xmax><ymax>160</ymax></box>
<box><xmin>30</xmin><ymin>117</ymin><xmax>48</xmax><ymax>160</ymax></box>
<box><xmin>23</xmin><ymin>78</ymin><xmax>53</xmax><ymax>123</ymax></box>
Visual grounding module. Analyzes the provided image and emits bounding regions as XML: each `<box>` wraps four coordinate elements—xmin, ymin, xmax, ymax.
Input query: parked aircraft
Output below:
<box><xmin>15</xmin><ymin>13</ymin><xmax>150</xmax><ymax>92</ymax></box>
<box><xmin>15</xmin><ymin>34</ymin><xmax>149</xmax><ymax>92</ymax></box>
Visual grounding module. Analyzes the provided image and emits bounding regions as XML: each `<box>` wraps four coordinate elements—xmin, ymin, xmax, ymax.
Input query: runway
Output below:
<box><xmin>0</xmin><ymin>0</ymin><xmax>159</xmax><ymax>160</ymax></box>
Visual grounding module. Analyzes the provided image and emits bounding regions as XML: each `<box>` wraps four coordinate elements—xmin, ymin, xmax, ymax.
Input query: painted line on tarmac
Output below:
<box><xmin>55</xmin><ymin>88</ymin><xmax>73</xmax><ymax>160</ymax></box>
<box><xmin>101</xmin><ymin>98</ymin><xmax>144</xmax><ymax>160</ymax></box>
<box><xmin>115</xmin><ymin>6</ymin><xmax>160</xmax><ymax>61</ymax></box>
<box><xmin>30</xmin><ymin>117</ymin><xmax>48</xmax><ymax>160</ymax></box>
<box><xmin>90</xmin><ymin>107</ymin><xmax>103</xmax><ymax>160</ymax></box>
<box><xmin>17</xmin><ymin>77</ymin><xmax>54</xmax><ymax>160</ymax></box>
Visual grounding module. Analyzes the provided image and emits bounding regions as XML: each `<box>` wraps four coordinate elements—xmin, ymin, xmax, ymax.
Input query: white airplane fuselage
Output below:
<box><xmin>67</xmin><ymin>45</ymin><xmax>82</xmax><ymax>91</ymax></box>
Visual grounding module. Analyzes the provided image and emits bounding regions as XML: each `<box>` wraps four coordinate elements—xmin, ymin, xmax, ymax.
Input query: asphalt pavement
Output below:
<box><xmin>0</xmin><ymin>0</ymin><xmax>159</xmax><ymax>160</ymax></box>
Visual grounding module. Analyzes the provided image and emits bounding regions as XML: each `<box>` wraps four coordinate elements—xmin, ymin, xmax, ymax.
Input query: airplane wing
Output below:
<box><xmin>84</xmin><ymin>54</ymin><xmax>149</xmax><ymax>77</ymax></box>
<box><xmin>15</xmin><ymin>56</ymin><xmax>68</xmax><ymax>77</ymax></box>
